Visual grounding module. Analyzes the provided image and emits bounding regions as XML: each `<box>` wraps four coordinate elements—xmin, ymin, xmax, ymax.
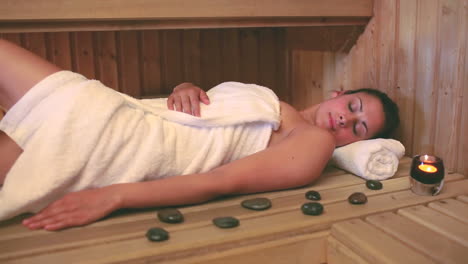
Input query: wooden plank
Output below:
<box><xmin>182</xmin><ymin>30</ymin><xmax>201</xmax><ymax>86</ymax></box>
<box><xmin>46</xmin><ymin>32</ymin><xmax>72</xmax><ymax>70</ymax></box>
<box><xmin>351</xmin><ymin>28</ymin><xmax>363</xmax><ymax>90</ymax></box>
<box><xmin>457</xmin><ymin>0</ymin><xmax>468</xmax><ymax>176</ymax></box>
<box><xmin>0</xmin><ymin>33</ymin><xmax>22</xmax><ymax>45</ymax></box>
<box><xmin>331</xmin><ymin>218</ymin><xmax>437</xmax><ymax>264</ymax></box>
<box><xmin>285</xmin><ymin>27</ymin><xmax>363</xmax><ymax>52</ymax></box>
<box><xmin>94</xmin><ymin>31</ymin><xmax>119</xmax><ymax>91</ymax></box>
<box><xmin>239</xmin><ymin>29</ymin><xmax>259</xmax><ymax>84</ymax></box>
<box><xmin>374</xmin><ymin>0</ymin><xmax>397</xmax><ymax>96</ymax></box>
<box><xmin>398</xmin><ymin>205</ymin><xmax>468</xmax><ymax>247</ymax></box>
<box><xmin>140</xmin><ymin>30</ymin><xmax>162</xmax><ymax>96</ymax></box>
<box><xmin>274</xmin><ymin>28</ymin><xmax>288</xmax><ymax>102</ymax></box>
<box><xmin>200</xmin><ymin>29</ymin><xmax>223</xmax><ymax>89</ymax></box>
<box><xmin>366</xmin><ymin>212</ymin><xmax>467</xmax><ymax>264</ymax></box>
<box><xmin>167</xmin><ymin>231</ymin><xmax>328</xmax><ymax>264</ymax></box>
<box><xmin>0</xmin><ymin>0</ymin><xmax>374</xmax><ymax>21</ymax></box>
<box><xmin>412</xmin><ymin>0</ymin><xmax>439</xmax><ymax>155</ymax></box>
<box><xmin>289</xmin><ymin>50</ymin><xmax>324</xmax><ymax>109</ymax></box>
<box><xmin>258</xmin><ymin>28</ymin><xmax>277</xmax><ymax>91</ymax></box>
<box><xmin>3</xmin><ymin>179</ymin><xmax>468</xmax><ymax>263</ymax></box>
<box><xmin>0</xmin><ymin>17</ymin><xmax>372</xmax><ymax>34</ymax></box>
<box><xmin>360</xmin><ymin>20</ymin><xmax>376</xmax><ymax>90</ymax></box>
<box><xmin>428</xmin><ymin>198</ymin><xmax>468</xmax><ymax>224</ymax></box>
<box><xmin>161</xmin><ymin>30</ymin><xmax>183</xmax><ymax>94</ymax></box>
<box><xmin>327</xmin><ymin>236</ymin><xmax>370</xmax><ymax>264</ymax></box>
<box><xmin>458</xmin><ymin>194</ymin><xmax>468</xmax><ymax>203</ymax></box>
<box><xmin>434</xmin><ymin>0</ymin><xmax>464</xmax><ymax>171</ymax></box>
<box><xmin>71</xmin><ymin>31</ymin><xmax>96</xmax><ymax>80</ymax></box>
<box><xmin>117</xmin><ymin>31</ymin><xmax>142</xmax><ymax>97</ymax></box>
<box><xmin>394</xmin><ymin>0</ymin><xmax>417</xmax><ymax>152</ymax></box>
<box><xmin>220</xmin><ymin>29</ymin><xmax>240</xmax><ymax>83</ymax></box>
<box><xmin>322</xmin><ymin>52</ymin><xmax>338</xmax><ymax>94</ymax></box>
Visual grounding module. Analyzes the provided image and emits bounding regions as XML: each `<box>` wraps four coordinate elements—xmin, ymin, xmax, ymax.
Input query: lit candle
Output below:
<box><xmin>418</xmin><ymin>164</ymin><xmax>438</xmax><ymax>173</ymax></box>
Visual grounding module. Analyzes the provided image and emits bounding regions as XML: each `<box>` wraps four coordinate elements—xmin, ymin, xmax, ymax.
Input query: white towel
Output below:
<box><xmin>0</xmin><ymin>71</ymin><xmax>280</xmax><ymax>220</ymax></box>
<box><xmin>330</xmin><ymin>138</ymin><xmax>405</xmax><ymax>180</ymax></box>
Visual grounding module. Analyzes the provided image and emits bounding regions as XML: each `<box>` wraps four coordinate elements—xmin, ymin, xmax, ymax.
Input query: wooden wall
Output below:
<box><xmin>0</xmin><ymin>26</ymin><xmax>361</xmax><ymax>108</ymax></box>
<box><xmin>1</xmin><ymin>29</ymin><xmax>287</xmax><ymax>99</ymax></box>
<box><xmin>332</xmin><ymin>0</ymin><xmax>468</xmax><ymax>175</ymax></box>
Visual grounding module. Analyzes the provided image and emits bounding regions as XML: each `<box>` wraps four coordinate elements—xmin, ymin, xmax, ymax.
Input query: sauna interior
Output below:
<box><xmin>1</xmin><ymin>0</ymin><xmax>467</xmax><ymax>263</ymax></box>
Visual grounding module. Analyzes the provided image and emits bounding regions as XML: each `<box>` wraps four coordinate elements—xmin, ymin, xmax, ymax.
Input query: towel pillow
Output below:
<box><xmin>330</xmin><ymin>138</ymin><xmax>405</xmax><ymax>180</ymax></box>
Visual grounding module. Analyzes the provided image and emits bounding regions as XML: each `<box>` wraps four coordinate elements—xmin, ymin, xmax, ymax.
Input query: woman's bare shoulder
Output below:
<box><xmin>269</xmin><ymin>101</ymin><xmax>335</xmax><ymax>148</ymax></box>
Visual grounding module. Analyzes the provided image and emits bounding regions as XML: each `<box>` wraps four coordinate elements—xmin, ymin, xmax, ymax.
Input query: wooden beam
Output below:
<box><xmin>0</xmin><ymin>0</ymin><xmax>373</xmax><ymax>21</ymax></box>
<box><xmin>0</xmin><ymin>17</ymin><xmax>371</xmax><ymax>33</ymax></box>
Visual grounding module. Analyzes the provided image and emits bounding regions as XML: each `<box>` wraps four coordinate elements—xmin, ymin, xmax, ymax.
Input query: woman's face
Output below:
<box><xmin>314</xmin><ymin>92</ymin><xmax>385</xmax><ymax>147</ymax></box>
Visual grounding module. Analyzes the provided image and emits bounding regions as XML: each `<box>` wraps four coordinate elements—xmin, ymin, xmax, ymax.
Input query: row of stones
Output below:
<box><xmin>146</xmin><ymin>179</ymin><xmax>383</xmax><ymax>241</ymax></box>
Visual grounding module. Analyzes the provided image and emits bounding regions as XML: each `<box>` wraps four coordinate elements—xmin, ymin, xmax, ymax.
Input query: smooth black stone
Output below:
<box><xmin>305</xmin><ymin>190</ymin><xmax>321</xmax><ymax>201</ymax></box>
<box><xmin>366</xmin><ymin>180</ymin><xmax>383</xmax><ymax>190</ymax></box>
<box><xmin>212</xmin><ymin>217</ymin><xmax>240</xmax><ymax>228</ymax></box>
<box><xmin>157</xmin><ymin>208</ymin><xmax>184</xmax><ymax>223</ymax></box>
<box><xmin>241</xmin><ymin>198</ymin><xmax>272</xmax><ymax>211</ymax></box>
<box><xmin>146</xmin><ymin>227</ymin><xmax>169</xmax><ymax>242</ymax></box>
<box><xmin>348</xmin><ymin>192</ymin><xmax>368</xmax><ymax>204</ymax></box>
<box><xmin>301</xmin><ymin>202</ymin><xmax>324</xmax><ymax>216</ymax></box>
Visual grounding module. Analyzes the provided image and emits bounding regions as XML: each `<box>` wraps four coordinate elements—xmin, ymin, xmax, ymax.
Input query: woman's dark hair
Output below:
<box><xmin>344</xmin><ymin>88</ymin><xmax>400</xmax><ymax>139</ymax></box>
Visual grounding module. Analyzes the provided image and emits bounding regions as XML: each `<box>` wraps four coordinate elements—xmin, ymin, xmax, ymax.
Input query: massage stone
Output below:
<box><xmin>212</xmin><ymin>216</ymin><xmax>240</xmax><ymax>228</ymax></box>
<box><xmin>305</xmin><ymin>190</ymin><xmax>321</xmax><ymax>201</ymax></box>
<box><xmin>241</xmin><ymin>197</ymin><xmax>272</xmax><ymax>210</ymax></box>
<box><xmin>146</xmin><ymin>227</ymin><xmax>170</xmax><ymax>242</ymax></box>
<box><xmin>301</xmin><ymin>202</ymin><xmax>324</xmax><ymax>216</ymax></box>
<box><xmin>348</xmin><ymin>192</ymin><xmax>368</xmax><ymax>204</ymax></box>
<box><xmin>366</xmin><ymin>180</ymin><xmax>383</xmax><ymax>190</ymax></box>
<box><xmin>157</xmin><ymin>208</ymin><xmax>184</xmax><ymax>223</ymax></box>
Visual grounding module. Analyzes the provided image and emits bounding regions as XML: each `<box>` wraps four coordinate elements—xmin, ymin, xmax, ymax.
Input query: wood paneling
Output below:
<box><xmin>333</xmin><ymin>0</ymin><xmax>468</xmax><ymax>174</ymax></box>
<box><xmin>1</xmin><ymin>27</ymin><xmax>360</xmax><ymax>103</ymax></box>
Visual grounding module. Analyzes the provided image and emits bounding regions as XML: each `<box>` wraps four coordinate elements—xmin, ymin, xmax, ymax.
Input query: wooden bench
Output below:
<box><xmin>329</xmin><ymin>197</ymin><xmax>468</xmax><ymax>264</ymax></box>
<box><xmin>1</xmin><ymin>157</ymin><xmax>466</xmax><ymax>263</ymax></box>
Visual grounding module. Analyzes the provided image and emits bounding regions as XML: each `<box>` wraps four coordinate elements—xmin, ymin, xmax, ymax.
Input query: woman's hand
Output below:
<box><xmin>167</xmin><ymin>82</ymin><xmax>210</xmax><ymax>117</ymax></box>
<box><xmin>22</xmin><ymin>186</ymin><xmax>122</xmax><ymax>231</ymax></box>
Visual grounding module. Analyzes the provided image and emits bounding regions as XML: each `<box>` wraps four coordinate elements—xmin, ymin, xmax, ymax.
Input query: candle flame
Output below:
<box><xmin>418</xmin><ymin>164</ymin><xmax>438</xmax><ymax>173</ymax></box>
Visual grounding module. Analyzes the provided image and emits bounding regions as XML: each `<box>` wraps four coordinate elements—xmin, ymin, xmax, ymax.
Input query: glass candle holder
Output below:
<box><xmin>410</xmin><ymin>154</ymin><xmax>445</xmax><ymax>196</ymax></box>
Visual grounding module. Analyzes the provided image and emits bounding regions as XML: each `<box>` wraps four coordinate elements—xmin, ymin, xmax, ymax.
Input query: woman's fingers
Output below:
<box><xmin>166</xmin><ymin>96</ymin><xmax>175</xmax><ymax>110</ymax></box>
<box><xmin>189</xmin><ymin>94</ymin><xmax>201</xmax><ymax>117</ymax></box>
<box><xmin>23</xmin><ymin>204</ymin><xmax>65</xmax><ymax>229</ymax></box>
<box><xmin>199</xmin><ymin>90</ymin><xmax>210</xmax><ymax>105</ymax></box>
<box><xmin>172</xmin><ymin>96</ymin><xmax>183</xmax><ymax>112</ymax></box>
<box><xmin>168</xmin><ymin>83</ymin><xmax>210</xmax><ymax>116</ymax></box>
<box><xmin>180</xmin><ymin>94</ymin><xmax>192</xmax><ymax>114</ymax></box>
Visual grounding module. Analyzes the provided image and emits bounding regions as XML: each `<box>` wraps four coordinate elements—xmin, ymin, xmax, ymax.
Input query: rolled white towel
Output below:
<box><xmin>330</xmin><ymin>138</ymin><xmax>405</xmax><ymax>180</ymax></box>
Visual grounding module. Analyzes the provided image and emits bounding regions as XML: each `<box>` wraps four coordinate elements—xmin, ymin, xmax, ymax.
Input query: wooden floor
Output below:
<box><xmin>1</xmin><ymin>157</ymin><xmax>467</xmax><ymax>264</ymax></box>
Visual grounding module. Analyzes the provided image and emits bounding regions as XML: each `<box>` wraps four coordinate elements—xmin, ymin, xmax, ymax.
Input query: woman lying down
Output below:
<box><xmin>0</xmin><ymin>39</ymin><xmax>399</xmax><ymax>230</ymax></box>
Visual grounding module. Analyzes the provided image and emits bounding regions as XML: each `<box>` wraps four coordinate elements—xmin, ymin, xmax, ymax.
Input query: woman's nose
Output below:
<box><xmin>338</xmin><ymin>114</ymin><xmax>355</xmax><ymax>127</ymax></box>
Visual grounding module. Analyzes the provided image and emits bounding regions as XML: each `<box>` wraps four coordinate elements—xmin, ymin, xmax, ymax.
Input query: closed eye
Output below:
<box><xmin>348</xmin><ymin>102</ymin><xmax>354</xmax><ymax>112</ymax></box>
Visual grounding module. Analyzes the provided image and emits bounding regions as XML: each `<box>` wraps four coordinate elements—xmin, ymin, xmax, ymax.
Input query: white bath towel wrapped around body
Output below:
<box><xmin>0</xmin><ymin>71</ymin><xmax>280</xmax><ymax>220</ymax></box>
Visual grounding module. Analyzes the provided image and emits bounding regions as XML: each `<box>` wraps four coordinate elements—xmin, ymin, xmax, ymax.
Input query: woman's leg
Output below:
<box><xmin>0</xmin><ymin>39</ymin><xmax>62</xmax><ymax>110</ymax></box>
<box><xmin>0</xmin><ymin>39</ymin><xmax>62</xmax><ymax>184</ymax></box>
<box><xmin>0</xmin><ymin>131</ymin><xmax>22</xmax><ymax>185</ymax></box>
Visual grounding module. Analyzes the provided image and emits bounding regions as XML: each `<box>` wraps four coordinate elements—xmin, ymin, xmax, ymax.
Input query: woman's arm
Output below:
<box><xmin>23</xmin><ymin>125</ymin><xmax>335</xmax><ymax>230</ymax></box>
